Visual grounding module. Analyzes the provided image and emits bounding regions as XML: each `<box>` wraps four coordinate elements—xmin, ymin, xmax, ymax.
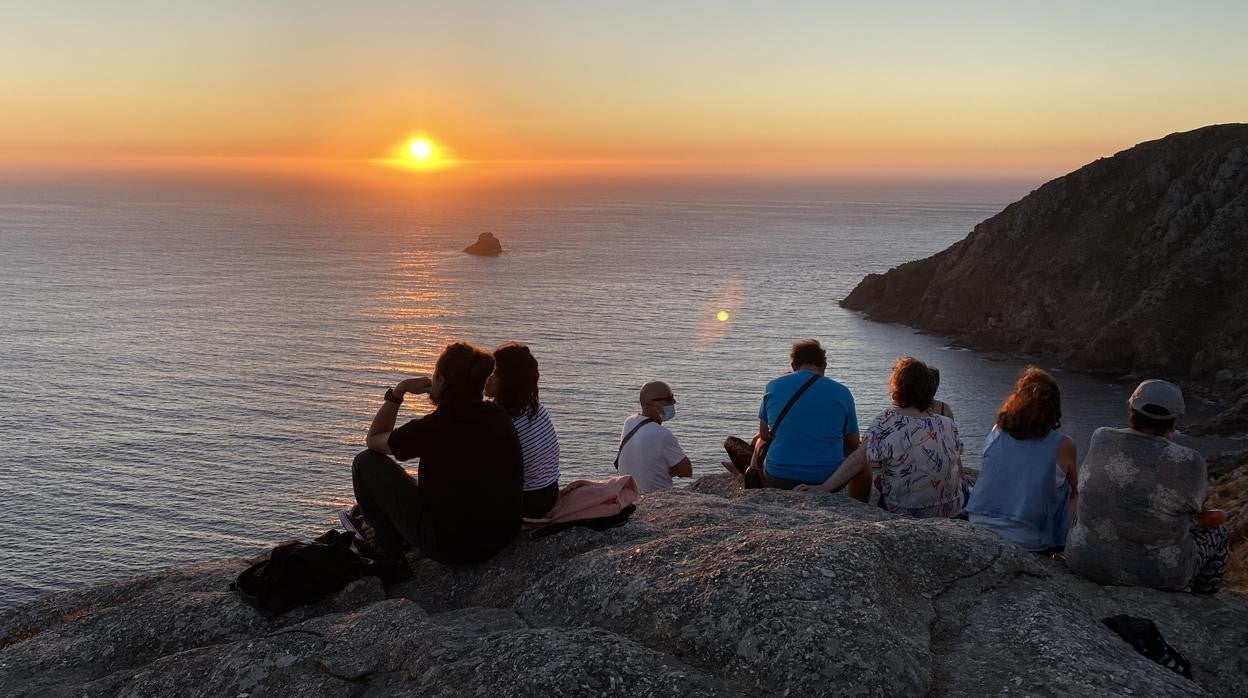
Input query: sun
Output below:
<box><xmin>407</xmin><ymin>138</ymin><xmax>433</xmax><ymax>160</ymax></box>
<box><xmin>716</xmin><ymin>310</ymin><xmax>730</xmax><ymax>322</ymax></box>
<box><xmin>381</xmin><ymin>134</ymin><xmax>453</xmax><ymax>171</ymax></box>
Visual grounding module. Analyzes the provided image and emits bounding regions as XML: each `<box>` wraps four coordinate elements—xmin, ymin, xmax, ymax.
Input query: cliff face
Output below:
<box><xmin>842</xmin><ymin>124</ymin><xmax>1248</xmax><ymax>420</ymax></box>
<box><xmin>2</xmin><ymin>478</ymin><xmax>1246</xmax><ymax>696</ymax></box>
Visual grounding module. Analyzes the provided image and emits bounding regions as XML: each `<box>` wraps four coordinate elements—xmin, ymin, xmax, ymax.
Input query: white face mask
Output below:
<box><xmin>660</xmin><ymin>404</ymin><xmax>676</xmax><ymax>422</ymax></box>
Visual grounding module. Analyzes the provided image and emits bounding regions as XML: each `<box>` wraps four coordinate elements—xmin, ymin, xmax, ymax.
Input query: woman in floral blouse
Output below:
<box><xmin>798</xmin><ymin>356</ymin><xmax>965</xmax><ymax>518</ymax></box>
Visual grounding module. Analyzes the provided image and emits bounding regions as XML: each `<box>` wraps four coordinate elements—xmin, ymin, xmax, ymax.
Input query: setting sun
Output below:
<box><xmin>408</xmin><ymin>138</ymin><xmax>432</xmax><ymax>160</ymax></box>
<box><xmin>380</xmin><ymin>134</ymin><xmax>453</xmax><ymax>172</ymax></box>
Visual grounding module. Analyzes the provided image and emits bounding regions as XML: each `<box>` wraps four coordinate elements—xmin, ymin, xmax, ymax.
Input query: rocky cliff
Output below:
<box><xmin>842</xmin><ymin>124</ymin><xmax>1248</xmax><ymax>429</ymax></box>
<box><xmin>3</xmin><ymin>477</ymin><xmax>1246</xmax><ymax>697</ymax></box>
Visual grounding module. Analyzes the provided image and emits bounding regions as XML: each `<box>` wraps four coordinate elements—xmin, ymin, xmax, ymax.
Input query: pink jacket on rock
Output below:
<box><xmin>523</xmin><ymin>475</ymin><xmax>639</xmax><ymax>526</ymax></box>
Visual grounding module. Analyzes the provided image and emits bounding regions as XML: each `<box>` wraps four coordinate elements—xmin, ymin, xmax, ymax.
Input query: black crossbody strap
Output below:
<box><xmin>613</xmin><ymin>418</ymin><xmax>656</xmax><ymax>470</ymax></box>
<box><xmin>770</xmin><ymin>373</ymin><xmax>821</xmax><ymax>437</ymax></box>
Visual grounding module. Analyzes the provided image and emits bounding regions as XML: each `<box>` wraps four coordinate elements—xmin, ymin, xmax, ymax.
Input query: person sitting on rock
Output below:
<box><xmin>752</xmin><ymin>339</ymin><xmax>869</xmax><ymax>498</ymax></box>
<box><xmin>353</xmin><ymin>341</ymin><xmax>523</xmax><ymax>580</ymax></box>
<box><xmin>615</xmin><ymin>381</ymin><xmax>693</xmax><ymax>493</ymax></box>
<box><xmin>928</xmin><ymin>365</ymin><xmax>955</xmax><ymax>420</ymax></box>
<box><xmin>1065</xmin><ymin>380</ymin><xmax>1229</xmax><ymax>594</ymax></box>
<box><xmin>485</xmin><ymin>342</ymin><xmax>561</xmax><ymax>518</ymax></box>
<box><xmin>797</xmin><ymin>356</ymin><xmax>961</xmax><ymax>516</ymax></box>
<box><xmin>965</xmin><ymin>367</ymin><xmax>1078</xmax><ymax>552</ymax></box>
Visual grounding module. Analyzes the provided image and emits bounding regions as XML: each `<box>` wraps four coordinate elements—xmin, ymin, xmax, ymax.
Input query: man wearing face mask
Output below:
<box><xmin>614</xmin><ymin>380</ymin><xmax>693</xmax><ymax>492</ymax></box>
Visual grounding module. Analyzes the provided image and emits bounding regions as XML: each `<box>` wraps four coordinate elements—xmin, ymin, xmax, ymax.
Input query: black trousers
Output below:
<box><xmin>351</xmin><ymin>449</ymin><xmax>438</xmax><ymax>561</ymax></box>
<box><xmin>522</xmin><ymin>482</ymin><xmax>560</xmax><ymax>519</ymax></box>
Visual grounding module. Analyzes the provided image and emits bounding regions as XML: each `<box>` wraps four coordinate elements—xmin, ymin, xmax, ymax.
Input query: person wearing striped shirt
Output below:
<box><xmin>486</xmin><ymin>343</ymin><xmax>562</xmax><ymax>518</ymax></box>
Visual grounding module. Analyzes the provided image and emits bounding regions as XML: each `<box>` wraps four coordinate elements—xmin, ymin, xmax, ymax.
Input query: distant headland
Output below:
<box><xmin>842</xmin><ymin>124</ymin><xmax>1248</xmax><ymax>434</ymax></box>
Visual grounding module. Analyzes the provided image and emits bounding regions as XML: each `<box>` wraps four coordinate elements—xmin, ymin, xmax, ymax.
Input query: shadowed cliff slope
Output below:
<box><xmin>842</xmin><ymin>124</ymin><xmax>1248</xmax><ymax>427</ymax></box>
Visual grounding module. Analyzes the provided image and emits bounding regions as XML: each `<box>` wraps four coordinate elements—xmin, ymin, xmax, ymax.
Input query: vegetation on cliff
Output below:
<box><xmin>842</xmin><ymin>124</ymin><xmax>1248</xmax><ymax>430</ymax></box>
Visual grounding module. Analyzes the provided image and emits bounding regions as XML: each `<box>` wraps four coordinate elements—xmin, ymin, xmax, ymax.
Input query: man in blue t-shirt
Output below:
<box><xmin>755</xmin><ymin>339</ymin><xmax>869</xmax><ymax>500</ymax></box>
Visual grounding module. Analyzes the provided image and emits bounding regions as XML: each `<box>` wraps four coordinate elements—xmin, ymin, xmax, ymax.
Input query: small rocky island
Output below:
<box><xmin>2</xmin><ymin>475</ymin><xmax>1246</xmax><ymax>696</ymax></box>
<box><xmin>842</xmin><ymin>124</ymin><xmax>1248</xmax><ymax>432</ymax></box>
<box><xmin>463</xmin><ymin>231</ymin><xmax>503</xmax><ymax>256</ymax></box>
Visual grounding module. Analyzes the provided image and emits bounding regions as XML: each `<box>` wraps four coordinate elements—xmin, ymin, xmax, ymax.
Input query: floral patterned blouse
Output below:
<box><xmin>864</xmin><ymin>408</ymin><xmax>965</xmax><ymax>518</ymax></box>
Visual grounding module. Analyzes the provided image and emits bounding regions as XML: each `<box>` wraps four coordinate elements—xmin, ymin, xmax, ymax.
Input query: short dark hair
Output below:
<box><xmin>996</xmin><ymin>366</ymin><xmax>1062</xmax><ymax>440</ymax></box>
<box><xmin>929</xmin><ymin>365</ymin><xmax>941</xmax><ymax>391</ymax></box>
<box><xmin>1128</xmin><ymin>408</ymin><xmax>1177</xmax><ymax>436</ymax></box>
<box><xmin>433</xmin><ymin>341</ymin><xmax>494</xmax><ymax>405</ymax></box>
<box><xmin>889</xmin><ymin>356</ymin><xmax>937</xmax><ymax>411</ymax></box>
<box><xmin>790</xmin><ymin>339</ymin><xmax>827</xmax><ymax>371</ymax></box>
<box><xmin>492</xmin><ymin>342</ymin><xmax>540</xmax><ymax>419</ymax></box>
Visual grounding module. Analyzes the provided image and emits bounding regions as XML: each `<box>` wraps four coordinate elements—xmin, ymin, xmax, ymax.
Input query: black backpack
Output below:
<box><xmin>231</xmin><ymin>530</ymin><xmax>376</xmax><ymax>615</ymax></box>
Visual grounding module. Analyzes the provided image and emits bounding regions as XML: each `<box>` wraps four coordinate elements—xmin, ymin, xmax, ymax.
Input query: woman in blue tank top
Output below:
<box><xmin>965</xmin><ymin>367</ymin><xmax>1078</xmax><ymax>552</ymax></box>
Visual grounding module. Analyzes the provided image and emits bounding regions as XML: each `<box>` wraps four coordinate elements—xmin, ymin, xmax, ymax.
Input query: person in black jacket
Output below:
<box><xmin>352</xmin><ymin>341</ymin><xmax>523</xmax><ymax>580</ymax></box>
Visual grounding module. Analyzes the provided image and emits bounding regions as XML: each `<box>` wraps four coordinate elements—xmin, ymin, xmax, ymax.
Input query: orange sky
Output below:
<box><xmin>3</xmin><ymin>2</ymin><xmax>1246</xmax><ymax>179</ymax></box>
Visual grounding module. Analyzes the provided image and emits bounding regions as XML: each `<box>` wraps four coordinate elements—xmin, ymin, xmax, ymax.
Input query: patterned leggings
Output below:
<box><xmin>1190</xmin><ymin>525</ymin><xmax>1230</xmax><ymax>595</ymax></box>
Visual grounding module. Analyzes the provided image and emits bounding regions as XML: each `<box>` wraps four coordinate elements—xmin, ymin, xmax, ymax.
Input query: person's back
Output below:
<box><xmin>760</xmin><ymin>370</ymin><xmax>857</xmax><ymax>485</ymax></box>
<box><xmin>967</xmin><ymin>428</ymin><xmax>1071</xmax><ymax>550</ymax></box>
<box><xmin>484</xmin><ymin>342</ymin><xmax>561</xmax><ymax>518</ymax></box>
<box><xmin>393</xmin><ymin>399</ymin><xmax>523</xmax><ymax>564</ymax></box>
<box><xmin>616</xmin><ymin>381</ymin><xmax>692</xmax><ymax>493</ymax></box>
<box><xmin>867</xmin><ymin>408</ymin><xmax>964</xmax><ymax>517</ymax></box>
<box><xmin>965</xmin><ymin>367</ymin><xmax>1077</xmax><ymax>550</ymax></box>
<box><xmin>617</xmin><ymin>415</ymin><xmax>684</xmax><ymax>492</ymax></box>
<box><xmin>1065</xmin><ymin>426</ymin><xmax>1207</xmax><ymax>589</ymax></box>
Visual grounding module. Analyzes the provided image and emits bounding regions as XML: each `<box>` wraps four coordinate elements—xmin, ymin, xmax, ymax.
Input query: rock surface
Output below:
<box><xmin>3</xmin><ymin>475</ymin><xmax>1246</xmax><ymax>696</ymax></box>
<box><xmin>463</xmin><ymin>231</ymin><xmax>503</xmax><ymax>256</ymax></box>
<box><xmin>841</xmin><ymin>124</ymin><xmax>1248</xmax><ymax>430</ymax></box>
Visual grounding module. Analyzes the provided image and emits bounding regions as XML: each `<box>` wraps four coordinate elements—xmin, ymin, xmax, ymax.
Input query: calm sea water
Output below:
<box><xmin>0</xmin><ymin>171</ymin><xmax>1220</xmax><ymax>608</ymax></box>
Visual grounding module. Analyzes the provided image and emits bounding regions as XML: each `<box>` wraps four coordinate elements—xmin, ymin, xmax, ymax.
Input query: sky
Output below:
<box><xmin>2</xmin><ymin>0</ymin><xmax>1246</xmax><ymax>178</ymax></box>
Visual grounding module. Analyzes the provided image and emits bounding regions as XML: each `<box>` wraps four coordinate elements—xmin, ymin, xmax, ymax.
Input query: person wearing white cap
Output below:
<box><xmin>1065</xmin><ymin>380</ymin><xmax>1229</xmax><ymax>594</ymax></box>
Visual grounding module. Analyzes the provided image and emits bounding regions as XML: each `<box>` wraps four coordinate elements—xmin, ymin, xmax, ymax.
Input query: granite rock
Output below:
<box><xmin>2</xmin><ymin>475</ymin><xmax>1245</xmax><ymax>696</ymax></box>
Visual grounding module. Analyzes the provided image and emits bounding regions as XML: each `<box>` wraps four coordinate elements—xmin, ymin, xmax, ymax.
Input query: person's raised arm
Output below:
<box><xmin>366</xmin><ymin>376</ymin><xmax>432</xmax><ymax>454</ymax></box>
<box><xmin>796</xmin><ymin>444</ymin><xmax>868</xmax><ymax>493</ymax></box>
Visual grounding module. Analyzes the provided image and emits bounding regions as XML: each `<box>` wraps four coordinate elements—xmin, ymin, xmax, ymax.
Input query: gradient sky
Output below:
<box><xmin>3</xmin><ymin>0</ymin><xmax>1246</xmax><ymax>176</ymax></box>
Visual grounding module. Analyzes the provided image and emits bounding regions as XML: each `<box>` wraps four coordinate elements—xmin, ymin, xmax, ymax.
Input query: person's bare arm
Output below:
<box><xmin>670</xmin><ymin>456</ymin><xmax>693</xmax><ymax>478</ymax></box>
<box><xmin>366</xmin><ymin>376</ymin><xmax>432</xmax><ymax>454</ymax></box>
<box><xmin>1058</xmin><ymin>435</ymin><xmax>1078</xmax><ymax>526</ymax></box>
<box><xmin>843</xmin><ymin>430</ymin><xmax>861</xmax><ymax>456</ymax></box>
<box><xmin>797</xmin><ymin>445</ymin><xmax>868</xmax><ymax>493</ymax></box>
<box><xmin>758</xmin><ymin>420</ymin><xmax>772</xmax><ymax>442</ymax></box>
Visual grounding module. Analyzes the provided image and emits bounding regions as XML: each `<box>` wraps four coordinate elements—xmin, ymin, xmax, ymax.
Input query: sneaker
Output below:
<box><xmin>338</xmin><ymin>508</ymin><xmax>367</xmax><ymax>542</ymax></box>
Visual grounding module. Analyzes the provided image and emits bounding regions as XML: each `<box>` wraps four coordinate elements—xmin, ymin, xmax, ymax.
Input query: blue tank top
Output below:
<box><xmin>965</xmin><ymin>427</ymin><xmax>1070</xmax><ymax>550</ymax></box>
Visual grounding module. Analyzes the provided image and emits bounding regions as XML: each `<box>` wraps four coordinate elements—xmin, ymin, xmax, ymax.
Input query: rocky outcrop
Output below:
<box><xmin>463</xmin><ymin>232</ymin><xmax>503</xmax><ymax>256</ymax></box>
<box><xmin>842</xmin><ymin>124</ymin><xmax>1248</xmax><ymax>429</ymax></box>
<box><xmin>3</xmin><ymin>476</ymin><xmax>1246</xmax><ymax>696</ymax></box>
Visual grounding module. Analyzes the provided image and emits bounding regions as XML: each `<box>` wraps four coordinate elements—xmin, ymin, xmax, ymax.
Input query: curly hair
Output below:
<box><xmin>492</xmin><ymin>342</ymin><xmax>541</xmax><ymax>419</ymax></box>
<box><xmin>996</xmin><ymin>366</ymin><xmax>1062</xmax><ymax>440</ymax></box>
<box><xmin>888</xmin><ymin>356</ymin><xmax>937</xmax><ymax>411</ymax></box>
<box><xmin>433</xmin><ymin>341</ymin><xmax>495</xmax><ymax>406</ymax></box>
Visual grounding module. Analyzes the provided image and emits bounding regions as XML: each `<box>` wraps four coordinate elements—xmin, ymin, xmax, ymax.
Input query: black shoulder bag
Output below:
<box><xmin>613</xmin><ymin>417</ymin><xmax>656</xmax><ymax>470</ymax></box>
<box><xmin>744</xmin><ymin>373</ymin><xmax>821</xmax><ymax>489</ymax></box>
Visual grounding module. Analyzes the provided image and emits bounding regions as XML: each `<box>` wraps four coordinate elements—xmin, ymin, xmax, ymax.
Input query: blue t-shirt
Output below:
<box><xmin>758</xmin><ymin>370</ymin><xmax>859</xmax><ymax>484</ymax></box>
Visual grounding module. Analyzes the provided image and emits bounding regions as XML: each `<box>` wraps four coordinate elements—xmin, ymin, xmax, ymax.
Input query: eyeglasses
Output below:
<box><xmin>648</xmin><ymin>394</ymin><xmax>675</xmax><ymax>403</ymax></box>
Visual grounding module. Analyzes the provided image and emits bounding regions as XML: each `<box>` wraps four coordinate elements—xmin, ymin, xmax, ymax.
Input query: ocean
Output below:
<box><xmin>0</xmin><ymin>169</ymin><xmax>1179</xmax><ymax>608</ymax></box>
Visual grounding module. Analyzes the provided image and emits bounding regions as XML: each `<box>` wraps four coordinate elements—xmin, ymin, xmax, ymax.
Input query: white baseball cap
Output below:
<box><xmin>1128</xmin><ymin>379</ymin><xmax>1185</xmax><ymax>419</ymax></box>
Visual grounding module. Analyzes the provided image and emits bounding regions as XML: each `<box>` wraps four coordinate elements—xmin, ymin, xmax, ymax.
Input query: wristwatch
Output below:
<box><xmin>384</xmin><ymin>387</ymin><xmax>404</xmax><ymax>405</ymax></box>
